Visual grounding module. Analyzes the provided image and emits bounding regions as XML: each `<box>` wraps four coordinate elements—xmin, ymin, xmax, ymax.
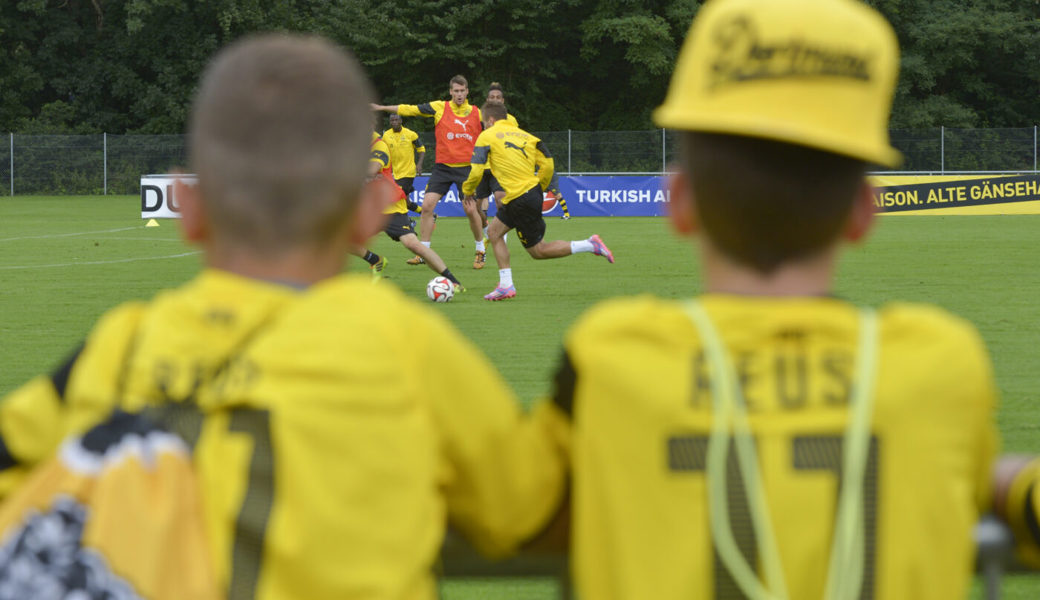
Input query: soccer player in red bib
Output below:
<box><xmin>372</xmin><ymin>76</ymin><xmax>488</xmax><ymax>268</ymax></box>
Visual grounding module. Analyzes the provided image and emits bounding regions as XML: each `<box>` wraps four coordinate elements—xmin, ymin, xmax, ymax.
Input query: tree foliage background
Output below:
<box><xmin>0</xmin><ymin>0</ymin><xmax>1036</xmax><ymax>135</ymax></box>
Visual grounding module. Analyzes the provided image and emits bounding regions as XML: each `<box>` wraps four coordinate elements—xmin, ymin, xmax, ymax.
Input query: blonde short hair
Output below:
<box><xmin>189</xmin><ymin>34</ymin><xmax>375</xmax><ymax>255</ymax></box>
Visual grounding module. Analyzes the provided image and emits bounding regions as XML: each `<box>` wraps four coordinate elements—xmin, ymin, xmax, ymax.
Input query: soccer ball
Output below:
<box><xmin>426</xmin><ymin>276</ymin><xmax>455</xmax><ymax>303</ymax></box>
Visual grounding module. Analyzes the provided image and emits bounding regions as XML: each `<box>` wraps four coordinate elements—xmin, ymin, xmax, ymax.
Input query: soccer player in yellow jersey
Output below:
<box><xmin>371</xmin><ymin>76</ymin><xmax>489</xmax><ymax>268</ymax></box>
<box><xmin>354</xmin><ymin>131</ymin><xmax>464</xmax><ymax>289</ymax></box>
<box><xmin>483</xmin><ymin>83</ymin><xmax>572</xmax><ymax>221</ymax></box>
<box><xmin>537</xmin><ymin>0</ymin><xmax>1032</xmax><ymax>598</ymax></box>
<box><xmin>382</xmin><ymin>113</ymin><xmax>425</xmax><ymax>212</ymax></box>
<box><xmin>471</xmin><ymin>83</ymin><xmax>514</xmax><ymax>263</ymax></box>
<box><xmin>462</xmin><ymin>102</ymin><xmax>613</xmax><ymax>301</ymax></box>
<box><xmin>0</xmin><ymin>35</ymin><xmax>566</xmax><ymax>600</ymax></box>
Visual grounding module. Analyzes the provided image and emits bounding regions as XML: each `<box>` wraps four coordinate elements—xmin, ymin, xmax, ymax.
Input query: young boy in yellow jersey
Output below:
<box><xmin>462</xmin><ymin>102</ymin><xmax>613</xmax><ymax>301</ymax></box>
<box><xmin>538</xmin><ymin>0</ymin><xmax>1031</xmax><ymax>598</ymax></box>
<box><xmin>0</xmin><ymin>35</ymin><xmax>566</xmax><ymax>600</ymax></box>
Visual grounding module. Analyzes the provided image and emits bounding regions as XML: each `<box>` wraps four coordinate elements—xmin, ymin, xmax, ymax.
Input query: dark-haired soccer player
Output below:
<box><xmin>462</xmin><ymin>102</ymin><xmax>612</xmax><ymax>301</ymax></box>
<box><xmin>479</xmin><ymin>83</ymin><xmax>571</xmax><ymax>228</ymax></box>
<box><xmin>355</xmin><ymin>131</ymin><xmax>463</xmax><ymax>290</ymax></box>
<box><xmin>470</xmin><ymin>83</ymin><xmax>515</xmax><ymax>267</ymax></box>
<box><xmin>536</xmin><ymin>0</ymin><xmax>1031</xmax><ymax>598</ymax></box>
<box><xmin>383</xmin><ymin>113</ymin><xmax>426</xmax><ymax>213</ymax></box>
<box><xmin>372</xmin><ymin>76</ymin><xmax>488</xmax><ymax>268</ymax></box>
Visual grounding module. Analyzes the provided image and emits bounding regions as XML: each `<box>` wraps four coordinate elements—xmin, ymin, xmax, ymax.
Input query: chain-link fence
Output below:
<box><xmin>1</xmin><ymin>128</ymin><xmax>1037</xmax><ymax>195</ymax></box>
<box><xmin>889</xmin><ymin>127</ymin><xmax>1039</xmax><ymax>173</ymax></box>
<box><xmin>0</xmin><ymin>134</ymin><xmax>189</xmax><ymax>196</ymax></box>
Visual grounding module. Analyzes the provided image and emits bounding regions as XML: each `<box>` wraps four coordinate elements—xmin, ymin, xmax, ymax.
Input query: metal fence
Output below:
<box><xmin>1</xmin><ymin>128</ymin><xmax>1037</xmax><ymax>195</ymax></box>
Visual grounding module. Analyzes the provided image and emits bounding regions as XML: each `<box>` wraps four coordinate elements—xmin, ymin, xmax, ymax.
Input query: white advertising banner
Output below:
<box><xmin>140</xmin><ymin>174</ymin><xmax>196</xmax><ymax>219</ymax></box>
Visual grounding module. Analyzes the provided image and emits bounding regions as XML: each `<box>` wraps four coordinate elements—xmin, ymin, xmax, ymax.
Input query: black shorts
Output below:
<box><xmin>475</xmin><ymin>171</ymin><xmax>504</xmax><ymax>199</ymax></box>
<box><xmin>496</xmin><ymin>186</ymin><xmax>545</xmax><ymax>248</ymax></box>
<box><xmin>383</xmin><ymin>212</ymin><xmax>417</xmax><ymax>242</ymax></box>
<box><xmin>395</xmin><ymin>176</ymin><xmax>415</xmax><ymax>196</ymax></box>
<box><xmin>424</xmin><ymin>164</ymin><xmax>470</xmax><ymax>197</ymax></box>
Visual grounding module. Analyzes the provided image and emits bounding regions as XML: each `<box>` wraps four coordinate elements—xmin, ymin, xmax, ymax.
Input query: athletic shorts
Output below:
<box><xmin>497</xmin><ymin>186</ymin><xmax>545</xmax><ymax>249</ymax></box>
<box><xmin>424</xmin><ymin>164</ymin><xmax>470</xmax><ymax>196</ymax></box>
<box><xmin>383</xmin><ymin>213</ymin><xmax>416</xmax><ymax>242</ymax></box>
<box><xmin>395</xmin><ymin>176</ymin><xmax>415</xmax><ymax>196</ymax></box>
<box><xmin>475</xmin><ymin>171</ymin><xmax>504</xmax><ymax>199</ymax></box>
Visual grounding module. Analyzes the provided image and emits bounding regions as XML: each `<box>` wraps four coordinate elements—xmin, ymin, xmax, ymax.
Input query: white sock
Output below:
<box><xmin>483</xmin><ymin>226</ymin><xmax>489</xmax><ymax>239</ymax></box>
<box><xmin>499</xmin><ymin>268</ymin><xmax>513</xmax><ymax>288</ymax></box>
<box><xmin>475</xmin><ymin>240</ymin><xmax>486</xmax><ymax>252</ymax></box>
<box><xmin>503</xmin><ymin>232</ymin><xmax>508</xmax><ymax>243</ymax></box>
<box><xmin>422</xmin><ymin>241</ymin><xmax>431</xmax><ymax>249</ymax></box>
<box><xmin>571</xmin><ymin>239</ymin><xmax>594</xmax><ymax>254</ymax></box>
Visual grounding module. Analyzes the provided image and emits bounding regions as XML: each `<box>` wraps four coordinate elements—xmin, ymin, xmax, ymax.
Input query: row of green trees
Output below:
<box><xmin>1</xmin><ymin>0</ymin><xmax>1036</xmax><ymax>135</ymax></box>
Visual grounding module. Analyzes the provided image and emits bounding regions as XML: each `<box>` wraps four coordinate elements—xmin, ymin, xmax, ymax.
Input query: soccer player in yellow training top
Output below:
<box><xmin>536</xmin><ymin>0</ymin><xmax>1029</xmax><ymax>598</ymax></box>
<box><xmin>462</xmin><ymin>101</ymin><xmax>613</xmax><ymax>301</ymax></box>
<box><xmin>470</xmin><ymin>83</ymin><xmax>572</xmax><ymax>256</ymax></box>
<box><xmin>372</xmin><ymin>76</ymin><xmax>489</xmax><ymax>269</ymax></box>
<box><xmin>0</xmin><ymin>34</ymin><xmax>566</xmax><ymax>600</ymax></box>
<box><xmin>354</xmin><ymin>130</ymin><xmax>464</xmax><ymax>289</ymax></box>
<box><xmin>470</xmin><ymin>83</ymin><xmax>514</xmax><ymax>261</ymax></box>
<box><xmin>382</xmin><ymin>113</ymin><xmax>425</xmax><ymax>213</ymax></box>
<box><xmin>482</xmin><ymin>83</ymin><xmax>571</xmax><ymax>221</ymax></box>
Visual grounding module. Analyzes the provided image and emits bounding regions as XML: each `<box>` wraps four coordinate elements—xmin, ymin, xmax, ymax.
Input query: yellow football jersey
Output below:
<box><xmin>371</xmin><ymin>132</ymin><xmax>407</xmax><ymax>215</ymax></box>
<box><xmin>381</xmin><ymin>127</ymin><xmax>425</xmax><ymax>178</ymax></box>
<box><xmin>461</xmin><ymin>120</ymin><xmax>554</xmax><ymax>203</ymax></box>
<box><xmin>0</xmin><ymin>269</ymin><xmax>566</xmax><ymax>600</ymax></box>
<box><xmin>546</xmin><ymin>294</ymin><xmax>998</xmax><ymax>600</ymax></box>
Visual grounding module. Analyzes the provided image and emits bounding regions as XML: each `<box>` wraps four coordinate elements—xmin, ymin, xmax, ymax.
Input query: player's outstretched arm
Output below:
<box><xmin>419</xmin><ymin>312</ymin><xmax>567</xmax><ymax>559</ymax></box>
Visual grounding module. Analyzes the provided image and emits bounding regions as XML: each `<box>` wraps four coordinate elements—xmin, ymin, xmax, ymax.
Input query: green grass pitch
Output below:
<box><xmin>2</xmin><ymin>195</ymin><xmax>1040</xmax><ymax>597</ymax></box>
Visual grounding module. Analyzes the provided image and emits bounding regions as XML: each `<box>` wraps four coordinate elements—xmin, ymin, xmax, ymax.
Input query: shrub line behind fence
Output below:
<box><xmin>1</xmin><ymin>127</ymin><xmax>1037</xmax><ymax>196</ymax></box>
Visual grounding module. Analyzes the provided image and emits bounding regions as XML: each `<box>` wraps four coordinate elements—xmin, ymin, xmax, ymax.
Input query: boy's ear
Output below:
<box><xmin>667</xmin><ymin>171</ymin><xmax>698</xmax><ymax>236</ymax></box>
<box><xmin>175</xmin><ymin>178</ymin><xmax>208</xmax><ymax>244</ymax></box>
<box><xmin>844</xmin><ymin>181</ymin><xmax>876</xmax><ymax>243</ymax></box>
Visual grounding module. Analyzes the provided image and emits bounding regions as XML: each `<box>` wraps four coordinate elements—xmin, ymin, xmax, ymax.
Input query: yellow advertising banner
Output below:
<box><xmin>870</xmin><ymin>174</ymin><xmax>1040</xmax><ymax>215</ymax></box>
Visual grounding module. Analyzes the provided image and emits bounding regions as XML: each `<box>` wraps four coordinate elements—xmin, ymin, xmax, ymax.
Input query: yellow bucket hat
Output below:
<box><xmin>654</xmin><ymin>0</ymin><xmax>902</xmax><ymax>167</ymax></box>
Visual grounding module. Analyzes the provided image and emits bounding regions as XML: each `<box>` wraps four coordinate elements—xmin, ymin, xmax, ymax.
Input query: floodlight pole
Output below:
<box><xmin>9</xmin><ymin>133</ymin><xmax>12</xmax><ymax>197</ymax></box>
<box><xmin>568</xmin><ymin>129</ymin><xmax>572</xmax><ymax>173</ymax></box>
<box><xmin>1034</xmin><ymin>125</ymin><xmax>1037</xmax><ymax>173</ymax></box>
<box><xmin>103</xmin><ymin>132</ymin><xmax>108</xmax><ymax>196</ymax></box>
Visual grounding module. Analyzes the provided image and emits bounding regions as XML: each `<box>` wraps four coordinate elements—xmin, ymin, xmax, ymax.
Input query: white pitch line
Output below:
<box><xmin>96</xmin><ymin>237</ymin><xmax>185</xmax><ymax>243</ymax></box>
<box><xmin>0</xmin><ymin>251</ymin><xmax>200</xmax><ymax>271</ymax></box>
<box><xmin>0</xmin><ymin>226</ymin><xmax>142</xmax><ymax>243</ymax></box>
